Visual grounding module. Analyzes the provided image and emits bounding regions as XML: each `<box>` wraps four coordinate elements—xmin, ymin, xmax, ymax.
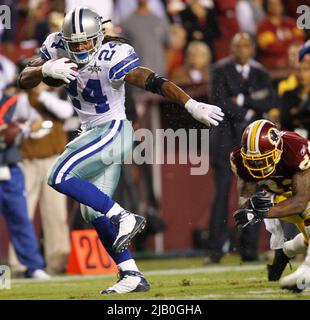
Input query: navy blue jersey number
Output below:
<box><xmin>67</xmin><ymin>79</ymin><xmax>110</xmax><ymax>114</ymax></box>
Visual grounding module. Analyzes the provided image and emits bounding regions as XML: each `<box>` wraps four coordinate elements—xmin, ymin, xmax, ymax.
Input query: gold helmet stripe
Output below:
<box><xmin>248</xmin><ymin>120</ymin><xmax>263</xmax><ymax>153</ymax></box>
<box><xmin>255</xmin><ymin>120</ymin><xmax>270</xmax><ymax>153</ymax></box>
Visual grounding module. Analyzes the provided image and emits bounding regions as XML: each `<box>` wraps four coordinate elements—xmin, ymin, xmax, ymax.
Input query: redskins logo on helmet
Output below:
<box><xmin>241</xmin><ymin>120</ymin><xmax>283</xmax><ymax>179</ymax></box>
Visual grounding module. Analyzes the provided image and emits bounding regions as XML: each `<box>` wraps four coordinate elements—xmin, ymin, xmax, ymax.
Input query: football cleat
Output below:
<box><xmin>25</xmin><ymin>269</ymin><xmax>51</xmax><ymax>280</ymax></box>
<box><xmin>267</xmin><ymin>248</ymin><xmax>291</xmax><ymax>281</ymax></box>
<box><xmin>100</xmin><ymin>270</ymin><xmax>150</xmax><ymax>294</ymax></box>
<box><xmin>111</xmin><ymin>211</ymin><xmax>146</xmax><ymax>253</ymax></box>
<box><xmin>280</xmin><ymin>262</ymin><xmax>310</xmax><ymax>293</ymax></box>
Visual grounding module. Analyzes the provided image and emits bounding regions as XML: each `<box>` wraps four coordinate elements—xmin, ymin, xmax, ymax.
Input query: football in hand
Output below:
<box><xmin>43</xmin><ymin>59</ymin><xmax>78</xmax><ymax>87</ymax></box>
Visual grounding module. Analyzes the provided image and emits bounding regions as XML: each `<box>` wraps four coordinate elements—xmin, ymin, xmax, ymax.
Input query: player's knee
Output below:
<box><xmin>46</xmin><ymin>170</ymin><xmax>55</xmax><ymax>187</ymax></box>
<box><xmin>265</xmin><ymin>219</ymin><xmax>282</xmax><ymax>235</ymax></box>
<box><xmin>80</xmin><ymin>205</ymin><xmax>101</xmax><ymax>224</ymax></box>
<box><xmin>46</xmin><ymin>160</ymin><xmax>59</xmax><ymax>187</ymax></box>
<box><xmin>283</xmin><ymin>233</ymin><xmax>307</xmax><ymax>258</ymax></box>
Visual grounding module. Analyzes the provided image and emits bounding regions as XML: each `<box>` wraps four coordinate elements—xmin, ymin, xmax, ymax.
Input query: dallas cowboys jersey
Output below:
<box><xmin>40</xmin><ymin>32</ymin><xmax>141</xmax><ymax>130</ymax></box>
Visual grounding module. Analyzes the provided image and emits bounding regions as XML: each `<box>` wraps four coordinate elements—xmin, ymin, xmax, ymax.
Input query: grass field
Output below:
<box><xmin>0</xmin><ymin>256</ymin><xmax>309</xmax><ymax>300</ymax></box>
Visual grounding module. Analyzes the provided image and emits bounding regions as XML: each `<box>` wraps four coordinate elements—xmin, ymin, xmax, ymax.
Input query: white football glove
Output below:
<box><xmin>185</xmin><ymin>99</ymin><xmax>224</xmax><ymax>127</ymax></box>
<box><xmin>42</xmin><ymin>57</ymin><xmax>78</xmax><ymax>84</ymax></box>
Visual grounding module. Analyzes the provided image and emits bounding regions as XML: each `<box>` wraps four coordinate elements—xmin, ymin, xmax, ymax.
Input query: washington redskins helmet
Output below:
<box><xmin>241</xmin><ymin>120</ymin><xmax>283</xmax><ymax>179</ymax></box>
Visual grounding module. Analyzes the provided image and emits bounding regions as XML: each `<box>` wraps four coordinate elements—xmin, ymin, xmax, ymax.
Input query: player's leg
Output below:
<box><xmin>47</xmin><ymin>119</ymin><xmax>146</xmax><ymax>253</ymax></box>
<box><xmin>40</xmin><ymin>156</ymin><xmax>70</xmax><ymax>273</ymax></box>
<box><xmin>3</xmin><ymin>165</ymin><xmax>50</xmax><ymax>279</ymax></box>
<box><xmin>80</xmin><ymin>163</ymin><xmax>150</xmax><ymax>294</ymax></box>
<box><xmin>205</xmin><ymin>163</ymin><xmax>233</xmax><ymax>263</ymax></box>
<box><xmin>266</xmin><ymin>193</ymin><xmax>308</xmax><ymax>281</ymax></box>
<box><xmin>280</xmin><ymin>215</ymin><xmax>310</xmax><ymax>292</ymax></box>
<box><xmin>264</xmin><ymin>218</ymin><xmax>290</xmax><ymax>281</ymax></box>
<box><xmin>7</xmin><ymin>158</ymin><xmax>41</xmax><ymax>273</ymax></box>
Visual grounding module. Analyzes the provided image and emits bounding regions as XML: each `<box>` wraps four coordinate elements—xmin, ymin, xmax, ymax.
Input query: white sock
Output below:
<box><xmin>106</xmin><ymin>203</ymin><xmax>124</xmax><ymax>219</ymax></box>
<box><xmin>118</xmin><ymin>259</ymin><xmax>139</xmax><ymax>272</ymax></box>
<box><xmin>305</xmin><ymin>253</ymin><xmax>310</xmax><ymax>266</ymax></box>
<box><xmin>283</xmin><ymin>233</ymin><xmax>307</xmax><ymax>258</ymax></box>
<box><xmin>303</xmin><ymin>226</ymin><xmax>310</xmax><ymax>265</ymax></box>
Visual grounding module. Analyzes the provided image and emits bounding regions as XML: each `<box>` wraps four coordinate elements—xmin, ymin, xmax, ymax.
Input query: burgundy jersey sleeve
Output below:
<box><xmin>281</xmin><ymin>131</ymin><xmax>310</xmax><ymax>172</ymax></box>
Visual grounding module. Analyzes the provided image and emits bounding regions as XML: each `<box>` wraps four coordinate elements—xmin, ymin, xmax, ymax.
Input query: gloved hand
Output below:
<box><xmin>184</xmin><ymin>99</ymin><xmax>224</xmax><ymax>127</ymax></box>
<box><xmin>233</xmin><ymin>208</ymin><xmax>268</xmax><ymax>228</ymax></box>
<box><xmin>234</xmin><ymin>191</ymin><xmax>272</xmax><ymax>228</ymax></box>
<box><xmin>42</xmin><ymin>57</ymin><xmax>78</xmax><ymax>84</ymax></box>
<box><xmin>249</xmin><ymin>191</ymin><xmax>273</xmax><ymax>212</ymax></box>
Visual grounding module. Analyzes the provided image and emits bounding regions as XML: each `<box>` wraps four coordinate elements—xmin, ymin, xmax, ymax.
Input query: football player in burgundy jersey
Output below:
<box><xmin>230</xmin><ymin>119</ymin><xmax>310</xmax><ymax>292</ymax></box>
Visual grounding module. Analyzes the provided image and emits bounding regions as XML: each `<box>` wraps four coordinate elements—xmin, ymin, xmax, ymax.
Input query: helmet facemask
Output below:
<box><xmin>241</xmin><ymin>146</ymin><xmax>283</xmax><ymax>179</ymax></box>
<box><xmin>63</xmin><ymin>32</ymin><xmax>103</xmax><ymax>65</ymax></box>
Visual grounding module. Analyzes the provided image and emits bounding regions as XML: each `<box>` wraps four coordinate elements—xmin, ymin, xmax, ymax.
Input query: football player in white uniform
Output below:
<box><xmin>18</xmin><ymin>7</ymin><xmax>224</xmax><ymax>294</ymax></box>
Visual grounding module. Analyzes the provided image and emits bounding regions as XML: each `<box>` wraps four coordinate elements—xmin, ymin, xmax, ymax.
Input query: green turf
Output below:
<box><xmin>0</xmin><ymin>256</ymin><xmax>309</xmax><ymax>300</ymax></box>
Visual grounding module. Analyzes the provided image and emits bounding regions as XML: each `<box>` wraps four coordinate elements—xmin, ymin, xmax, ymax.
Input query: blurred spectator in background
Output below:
<box><xmin>213</xmin><ymin>0</ymin><xmax>239</xmax><ymax>60</ymax></box>
<box><xmin>256</xmin><ymin>0</ymin><xmax>305</xmax><ymax>70</ymax></box>
<box><xmin>23</xmin><ymin>0</ymin><xmax>65</xmax><ymax>47</ymax></box>
<box><xmin>0</xmin><ymin>78</ymin><xmax>50</xmax><ymax>279</ymax></box>
<box><xmin>166</xmin><ymin>24</ymin><xmax>187</xmax><ymax>78</ymax></box>
<box><xmin>166</xmin><ymin>0</ymin><xmax>187</xmax><ymax>23</ymax></box>
<box><xmin>0</xmin><ymin>54</ymin><xmax>16</xmax><ymax>93</ymax></box>
<box><xmin>236</xmin><ymin>0</ymin><xmax>265</xmax><ymax>37</ymax></box>
<box><xmin>120</xmin><ymin>0</ymin><xmax>171</xmax><ymax>78</ymax></box>
<box><xmin>114</xmin><ymin>0</ymin><xmax>167</xmax><ymax>23</ymax></box>
<box><xmin>205</xmin><ymin>33</ymin><xmax>276</xmax><ymax>263</ymax></box>
<box><xmin>267</xmin><ymin>43</ymin><xmax>303</xmax><ymax>126</ymax></box>
<box><xmin>66</xmin><ymin>0</ymin><xmax>113</xmax><ymax>21</ymax></box>
<box><xmin>171</xmin><ymin>40</ymin><xmax>211</xmax><ymax>85</ymax></box>
<box><xmin>280</xmin><ymin>56</ymin><xmax>310</xmax><ymax>139</ymax></box>
<box><xmin>8</xmin><ymin>79</ymin><xmax>73</xmax><ymax>274</ymax></box>
<box><xmin>278</xmin><ymin>43</ymin><xmax>302</xmax><ymax>96</ymax></box>
<box><xmin>180</xmin><ymin>0</ymin><xmax>220</xmax><ymax>60</ymax></box>
<box><xmin>24</xmin><ymin>0</ymin><xmax>50</xmax><ymax>46</ymax></box>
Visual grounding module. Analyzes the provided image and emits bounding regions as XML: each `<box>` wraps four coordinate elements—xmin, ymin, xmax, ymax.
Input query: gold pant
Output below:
<box><xmin>274</xmin><ymin>192</ymin><xmax>310</xmax><ymax>246</ymax></box>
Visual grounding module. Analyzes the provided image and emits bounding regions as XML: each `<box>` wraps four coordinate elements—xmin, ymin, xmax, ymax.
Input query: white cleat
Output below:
<box><xmin>111</xmin><ymin>211</ymin><xmax>146</xmax><ymax>253</ymax></box>
<box><xmin>280</xmin><ymin>262</ymin><xmax>310</xmax><ymax>292</ymax></box>
<box><xmin>29</xmin><ymin>269</ymin><xmax>52</xmax><ymax>280</ymax></box>
<box><xmin>100</xmin><ymin>270</ymin><xmax>150</xmax><ymax>294</ymax></box>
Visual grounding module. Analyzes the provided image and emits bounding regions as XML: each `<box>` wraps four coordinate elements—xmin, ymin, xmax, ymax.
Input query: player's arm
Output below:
<box><xmin>267</xmin><ymin>168</ymin><xmax>310</xmax><ymax>218</ymax></box>
<box><xmin>125</xmin><ymin>67</ymin><xmax>189</xmax><ymax>105</ymax></box>
<box><xmin>233</xmin><ymin>174</ymin><xmax>273</xmax><ymax>227</ymax></box>
<box><xmin>234</xmin><ymin>169</ymin><xmax>310</xmax><ymax>227</ymax></box>
<box><xmin>17</xmin><ymin>57</ymin><xmax>45</xmax><ymax>89</ymax></box>
<box><xmin>18</xmin><ymin>57</ymin><xmax>78</xmax><ymax>90</ymax></box>
<box><xmin>237</xmin><ymin>178</ymin><xmax>257</xmax><ymax>208</ymax></box>
<box><xmin>124</xmin><ymin>67</ymin><xmax>224</xmax><ymax>127</ymax></box>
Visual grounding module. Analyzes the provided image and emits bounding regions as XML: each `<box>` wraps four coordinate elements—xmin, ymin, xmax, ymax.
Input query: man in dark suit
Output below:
<box><xmin>205</xmin><ymin>33</ymin><xmax>277</xmax><ymax>263</ymax></box>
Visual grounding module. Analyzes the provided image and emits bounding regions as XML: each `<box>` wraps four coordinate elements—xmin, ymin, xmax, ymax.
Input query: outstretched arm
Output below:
<box><xmin>124</xmin><ymin>67</ymin><xmax>224</xmax><ymax>127</ymax></box>
<box><xmin>124</xmin><ymin>67</ymin><xmax>190</xmax><ymax>105</ymax></box>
